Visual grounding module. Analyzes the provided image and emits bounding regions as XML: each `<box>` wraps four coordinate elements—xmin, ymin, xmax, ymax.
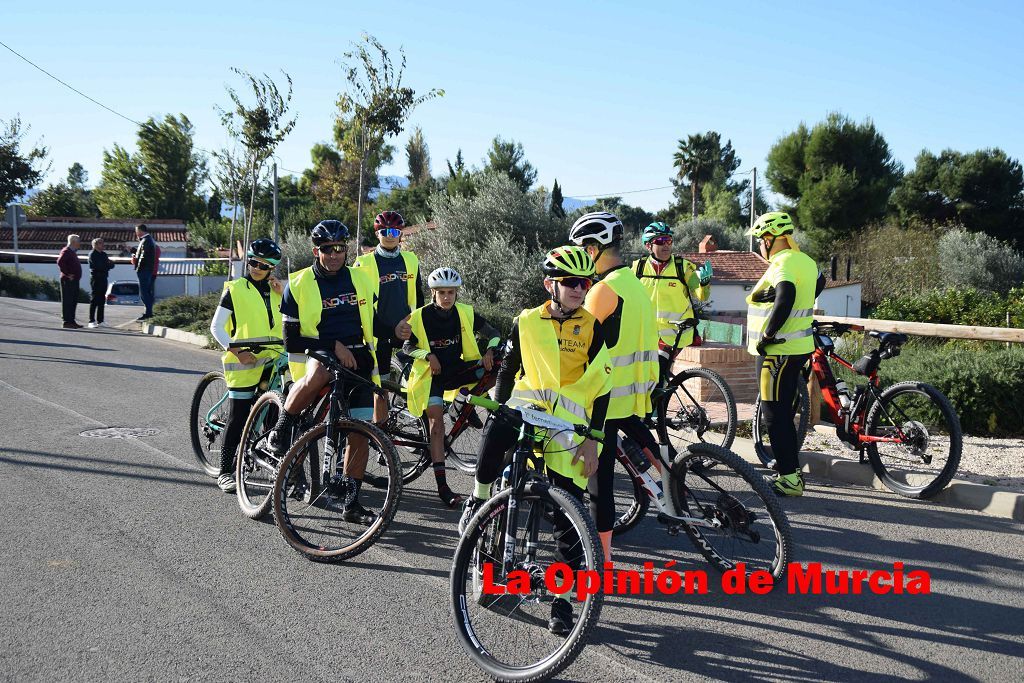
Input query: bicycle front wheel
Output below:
<box><xmin>272</xmin><ymin>419</ymin><xmax>402</xmax><ymax>563</ymax></box>
<box><xmin>236</xmin><ymin>390</ymin><xmax>284</xmax><ymax>520</ymax></box>
<box><xmin>189</xmin><ymin>371</ymin><xmax>228</xmax><ymax>477</ymax></box>
<box><xmin>752</xmin><ymin>380</ymin><xmax>810</xmax><ymax>469</ymax></box>
<box><xmin>669</xmin><ymin>443</ymin><xmax>792</xmax><ymax>583</ymax></box>
<box><xmin>865</xmin><ymin>381</ymin><xmax>962</xmax><ymax>499</ymax></box>
<box><xmin>384</xmin><ymin>387</ymin><xmax>431</xmax><ymax>484</ymax></box>
<box><xmin>451</xmin><ymin>482</ymin><xmax>604</xmax><ymax>682</ymax></box>
<box><xmin>657</xmin><ymin>367</ymin><xmax>737</xmax><ymax>450</ymax></box>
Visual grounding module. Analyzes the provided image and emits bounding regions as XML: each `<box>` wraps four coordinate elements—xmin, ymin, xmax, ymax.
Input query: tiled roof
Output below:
<box><xmin>0</xmin><ymin>226</ymin><xmax>188</xmax><ymax>249</ymax></box>
<box><xmin>679</xmin><ymin>249</ymin><xmax>769</xmax><ymax>282</ymax></box>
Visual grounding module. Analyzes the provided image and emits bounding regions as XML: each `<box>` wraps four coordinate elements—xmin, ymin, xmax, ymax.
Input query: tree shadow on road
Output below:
<box><xmin>0</xmin><ymin>338</ymin><xmax>115</xmax><ymax>351</ymax></box>
<box><xmin>0</xmin><ymin>352</ymin><xmax>205</xmax><ymax>375</ymax></box>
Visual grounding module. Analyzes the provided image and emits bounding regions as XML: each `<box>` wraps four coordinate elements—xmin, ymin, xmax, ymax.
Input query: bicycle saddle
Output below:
<box><xmin>869</xmin><ymin>331</ymin><xmax>908</xmax><ymax>346</ymax></box>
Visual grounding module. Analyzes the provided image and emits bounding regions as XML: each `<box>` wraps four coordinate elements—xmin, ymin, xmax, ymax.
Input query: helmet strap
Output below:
<box><xmin>549</xmin><ymin>283</ymin><xmax>580</xmax><ymax>318</ymax></box>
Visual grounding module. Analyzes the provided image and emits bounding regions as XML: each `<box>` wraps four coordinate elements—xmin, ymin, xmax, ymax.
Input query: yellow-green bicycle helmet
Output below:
<box><xmin>542</xmin><ymin>245</ymin><xmax>596</xmax><ymax>279</ymax></box>
<box><xmin>746</xmin><ymin>211</ymin><xmax>795</xmax><ymax>238</ymax></box>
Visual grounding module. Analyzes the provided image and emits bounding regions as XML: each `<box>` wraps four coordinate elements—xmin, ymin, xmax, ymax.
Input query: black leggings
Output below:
<box><xmin>220</xmin><ymin>391</ymin><xmax>256</xmax><ymax>475</ymax></box>
<box><xmin>474</xmin><ymin>412</ymin><xmax>585</xmax><ymax>569</ymax></box>
<box><xmin>758</xmin><ymin>354</ymin><xmax>810</xmax><ymax>476</ymax></box>
<box><xmin>590</xmin><ymin>415</ymin><xmax>659</xmax><ymax>533</ymax></box>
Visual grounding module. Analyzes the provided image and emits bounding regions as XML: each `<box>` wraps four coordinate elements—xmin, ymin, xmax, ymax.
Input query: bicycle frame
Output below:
<box><xmin>204</xmin><ymin>346</ymin><xmax>289</xmax><ymax>434</ymax></box>
<box><xmin>807</xmin><ymin>333</ymin><xmax>908</xmax><ymax>453</ymax></box>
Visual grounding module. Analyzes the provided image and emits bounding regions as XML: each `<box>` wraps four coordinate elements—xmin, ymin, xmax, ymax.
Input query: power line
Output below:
<box><xmin>570</xmin><ymin>184</ymin><xmax>674</xmax><ymax>199</ymax></box>
<box><xmin>0</xmin><ymin>39</ymin><xmax>143</xmax><ymax>127</ymax></box>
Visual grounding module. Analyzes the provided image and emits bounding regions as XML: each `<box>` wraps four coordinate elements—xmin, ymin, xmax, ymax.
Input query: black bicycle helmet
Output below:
<box><xmin>311</xmin><ymin>219</ymin><xmax>350</xmax><ymax>246</ymax></box>
<box><xmin>247</xmin><ymin>238</ymin><xmax>282</xmax><ymax>265</ymax></box>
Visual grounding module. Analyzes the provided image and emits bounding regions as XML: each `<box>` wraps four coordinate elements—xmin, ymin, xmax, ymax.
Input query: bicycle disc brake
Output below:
<box><xmin>899</xmin><ymin>420</ymin><xmax>931</xmax><ymax>461</ymax></box>
<box><xmin>710</xmin><ymin>493</ymin><xmax>760</xmax><ymax>543</ymax></box>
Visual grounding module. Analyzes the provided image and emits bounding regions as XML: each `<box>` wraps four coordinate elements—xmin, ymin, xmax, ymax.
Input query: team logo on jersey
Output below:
<box><xmin>380</xmin><ymin>271</ymin><xmax>413</xmax><ymax>284</ymax></box>
<box><xmin>430</xmin><ymin>337</ymin><xmax>461</xmax><ymax>349</ymax></box>
<box><xmin>322</xmin><ymin>293</ymin><xmax>360</xmax><ymax>309</ymax></box>
<box><xmin>573</xmin><ymin>325</ymin><xmax>580</xmax><ymax>336</ymax></box>
<box><xmin>668</xmin><ymin>282</ymin><xmax>678</xmax><ymax>287</ymax></box>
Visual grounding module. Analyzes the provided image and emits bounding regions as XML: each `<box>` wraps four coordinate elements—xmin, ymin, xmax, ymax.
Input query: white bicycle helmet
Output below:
<box><xmin>428</xmin><ymin>266</ymin><xmax>463</xmax><ymax>288</ymax></box>
<box><xmin>568</xmin><ymin>211</ymin><xmax>624</xmax><ymax>246</ymax></box>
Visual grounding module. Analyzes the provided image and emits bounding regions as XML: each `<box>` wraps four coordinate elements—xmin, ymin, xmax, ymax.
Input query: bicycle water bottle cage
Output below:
<box><xmin>852</xmin><ymin>349</ymin><xmax>881</xmax><ymax>377</ymax></box>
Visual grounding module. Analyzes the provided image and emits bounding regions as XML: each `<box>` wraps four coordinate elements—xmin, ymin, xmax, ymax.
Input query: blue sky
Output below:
<box><xmin>4</xmin><ymin>0</ymin><xmax>1023</xmax><ymax>212</ymax></box>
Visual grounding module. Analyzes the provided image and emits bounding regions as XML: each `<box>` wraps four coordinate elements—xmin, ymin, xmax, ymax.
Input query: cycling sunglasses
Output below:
<box><xmin>247</xmin><ymin>258</ymin><xmax>273</xmax><ymax>271</ymax></box>
<box><xmin>650</xmin><ymin>236</ymin><xmax>673</xmax><ymax>246</ymax></box>
<box><xmin>377</xmin><ymin>227</ymin><xmax>402</xmax><ymax>239</ymax></box>
<box><xmin>318</xmin><ymin>244</ymin><xmax>347</xmax><ymax>254</ymax></box>
<box><xmin>552</xmin><ymin>276</ymin><xmax>593</xmax><ymax>290</ymax></box>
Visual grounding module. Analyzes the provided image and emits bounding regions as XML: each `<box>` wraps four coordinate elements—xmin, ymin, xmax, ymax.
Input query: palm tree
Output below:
<box><xmin>673</xmin><ymin>132</ymin><xmax>737</xmax><ymax>219</ymax></box>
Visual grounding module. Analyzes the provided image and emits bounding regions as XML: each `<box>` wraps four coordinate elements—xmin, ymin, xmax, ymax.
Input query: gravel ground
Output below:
<box><xmin>802</xmin><ymin>430</ymin><xmax>1024</xmax><ymax>493</ymax></box>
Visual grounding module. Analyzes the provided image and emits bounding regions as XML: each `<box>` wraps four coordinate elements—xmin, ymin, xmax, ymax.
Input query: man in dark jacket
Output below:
<box><xmin>88</xmin><ymin>237</ymin><xmax>115</xmax><ymax>328</ymax></box>
<box><xmin>133</xmin><ymin>224</ymin><xmax>156</xmax><ymax>320</ymax></box>
<box><xmin>57</xmin><ymin>234</ymin><xmax>83</xmax><ymax>329</ymax></box>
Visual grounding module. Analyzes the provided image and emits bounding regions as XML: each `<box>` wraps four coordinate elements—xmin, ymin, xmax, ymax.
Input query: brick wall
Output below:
<box><xmin>673</xmin><ymin>342</ymin><xmax>758</xmax><ymax>403</ymax></box>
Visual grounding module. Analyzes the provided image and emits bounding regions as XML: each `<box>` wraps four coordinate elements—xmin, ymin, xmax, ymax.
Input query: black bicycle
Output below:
<box><xmin>270</xmin><ymin>349</ymin><xmax>402</xmax><ymax>563</ymax></box>
<box><xmin>451</xmin><ymin>395</ymin><xmax>604</xmax><ymax>682</ymax></box>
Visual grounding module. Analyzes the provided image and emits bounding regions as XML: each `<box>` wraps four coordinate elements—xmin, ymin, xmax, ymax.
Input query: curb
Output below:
<box><xmin>726</xmin><ymin>430</ymin><xmax>1024</xmax><ymax>523</ymax></box>
<box><xmin>140</xmin><ymin>323</ymin><xmax>211</xmax><ymax>349</ymax></box>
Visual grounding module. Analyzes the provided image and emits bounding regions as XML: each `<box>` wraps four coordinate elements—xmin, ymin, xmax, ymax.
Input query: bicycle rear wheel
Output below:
<box><xmin>442</xmin><ymin>403</ymin><xmax>486</xmax><ymax>473</ymax></box>
<box><xmin>752</xmin><ymin>381</ymin><xmax>810</xmax><ymax>469</ymax></box>
<box><xmin>272</xmin><ymin>419</ymin><xmax>401</xmax><ymax>563</ymax></box>
<box><xmin>384</xmin><ymin>387</ymin><xmax>431</xmax><ymax>484</ymax></box>
<box><xmin>189</xmin><ymin>371</ymin><xmax>228</xmax><ymax>477</ymax></box>
<box><xmin>236</xmin><ymin>390</ymin><xmax>284</xmax><ymax>520</ymax></box>
<box><xmin>669</xmin><ymin>443</ymin><xmax>792</xmax><ymax>583</ymax></box>
<box><xmin>451</xmin><ymin>482</ymin><xmax>603</xmax><ymax>682</ymax></box>
<box><xmin>865</xmin><ymin>381</ymin><xmax>962</xmax><ymax>499</ymax></box>
<box><xmin>657</xmin><ymin>367</ymin><xmax>737</xmax><ymax>450</ymax></box>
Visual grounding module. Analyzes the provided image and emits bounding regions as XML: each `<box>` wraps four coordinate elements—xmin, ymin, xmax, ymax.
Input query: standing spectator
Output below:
<box><xmin>57</xmin><ymin>234</ymin><xmax>83</xmax><ymax>329</ymax></box>
<box><xmin>87</xmin><ymin>237</ymin><xmax>115</xmax><ymax>328</ymax></box>
<box><xmin>133</xmin><ymin>223</ymin><xmax>156</xmax><ymax>320</ymax></box>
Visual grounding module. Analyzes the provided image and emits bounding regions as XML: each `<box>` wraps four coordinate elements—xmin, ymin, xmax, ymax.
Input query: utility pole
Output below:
<box><xmin>749</xmin><ymin>167</ymin><xmax>757</xmax><ymax>252</ymax></box>
<box><xmin>272</xmin><ymin>162</ymin><xmax>280</xmax><ymax>244</ymax></box>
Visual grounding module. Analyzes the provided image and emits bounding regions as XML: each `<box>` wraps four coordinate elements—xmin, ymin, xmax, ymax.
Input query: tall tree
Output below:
<box><xmin>766</xmin><ymin>112</ymin><xmax>902</xmax><ymax>253</ymax></box>
<box><xmin>672</xmin><ymin>131</ymin><xmax>738</xmax><ymax>219</ymax></box>
<box><xmin>94</xmin><ymin>115</ymin><xmax>207</xmax><ymax>221</ymax></box>
<box><xmin>484</xmin><ymin>136</ymin><xmax>537</xmax><ymax>193</ymax></box>
<box><xmin>217</xmin><ymin>68</ymin><xmax>297</xmax><ymax>247</ymax></box>
<box><xmin>445</xmin><ymin>149</ymin><xmax>476</xmax><ymax>198</ymax></box>
<box><xmin>892</xmin><ymin>148</ymin><xmax>1024</xmax><ymax>244</ymax></box>
<box><xmin>338</xmin><ymin>33</ymin><xmax>443</xmax><ymax>244</ymax></box>
<box><xmin>0</xmin><ymin>116</ymin><xmax>49</xmax><ymax>205</ymax></box>
<box><xmin>550</xmin><ymin>179</ymin><xmax>565</xmax><ymax>218</ymax></box>
<box><xmin>66</xmin><ymin>162</ymin><xmax>88</xmax><ymax>188</ymax></box>
<box><xmin>405</xmin><ymin>126</ymin><xmax>431</xmax><ymax>186</ymax></box>
<box><xmin>28</xmin><ymin>163</ymin><xmax>99</xmax><ymax>217</ymax></box>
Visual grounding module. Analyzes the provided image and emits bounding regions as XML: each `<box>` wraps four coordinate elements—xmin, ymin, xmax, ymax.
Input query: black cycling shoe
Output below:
<box><xmin>267</xmin><ymin>428</ymin><xmax>288</xmax><ymax>456</ymax></box>
<box><xmin>548</xmin><ymin>598</ymin><xmax>574</xmax><ymax>636</ymax></box>
<box><xmin>466</xmin><ymin>409</ymin><xmax>483</xmax><ymax>429</ymax></box>
<box><xmin>343</xmin><ymin>501</ymin><xmax>378</xmax><ymax>526</ymax></box>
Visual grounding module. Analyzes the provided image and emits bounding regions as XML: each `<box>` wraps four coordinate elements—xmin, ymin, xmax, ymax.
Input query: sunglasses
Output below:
<box><xmin>377</xmin><ymin>228</ymin><xmax>402</xmax><ymax>239</ymax></box>
<box><xmin>247</xmin><ymin>259</ymin><xmax>273</xmax><ymax>271</ymax></box>
<box><xmin>318</xmin><ymin>244</ymin><xmax>347</xmax><ymax>255</ymax></box>
<box><xmin>650</xmin><ymin>236</ymin><xmax>673</xmax><ymax>246</ymax></box>
<box><xmin>552</xmin><ymin>277</ymin><xmax>592</xmax><ymax>290</ymax></box>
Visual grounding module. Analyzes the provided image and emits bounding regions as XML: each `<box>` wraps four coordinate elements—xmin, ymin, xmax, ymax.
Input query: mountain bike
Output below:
<box><xmin>653</xmin><ymin>318</ymin><xmax>737</xmax><ymax>450</ymax></box>
<box><xmin>609</xmin><ymin>430</ymin><xmax>792</xmax><ymax>580</ymax></box>
<box><xmin>271</xmin><ymin>348</ymin><xmax>402</xmax><ymax>563</ymax></box>
<box><xmin>188</xmin><ymin>342</ymin><xmax>288</xmax><ymax>477</ymax></box>
<box><xmin>451</xmin><ymin>395</ymin><xmax>604</xmax><ymax>682</ymax></box>
<box><xmin>753</xmin><ymin>321</ymin><xmax>962</xmax><ymax>499</ymax></box>
<box><xmin>382</xmin><ymin>349</ymin><xmax>502</xmax><ymax>483</ymax></box>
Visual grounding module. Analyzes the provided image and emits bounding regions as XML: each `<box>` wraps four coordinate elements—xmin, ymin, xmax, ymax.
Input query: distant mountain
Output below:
<box><xmin>561</xmin><ymin>196</ymin><xmax>595</xmax><ymax>213</ymax></box>
<box><xmin>369</xmin><ymin>176</ymin><xmax>409</xmax><ymax>200</ymax></box>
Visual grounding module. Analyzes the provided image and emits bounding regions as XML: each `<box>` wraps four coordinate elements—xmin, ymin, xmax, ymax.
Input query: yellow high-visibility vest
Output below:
<box><xmin>633</xmin><ymin>255</ymin><xmax>709</xmax><ymax>347</ymax></box>
<box><xmin>220</xmin><ymin>278</ymin><xmax>282</xmax><ymax>389</ymax></box>
<box><xmin>510</xmin><ymin>303</ymin><xmax>612</xmax><ymax>489</ymax></box>
<box><xmin>353</xmin><ymin>250</ymin><xmax>420</xmax><ymax>311</ymax></box>
<box><xmin>746</xmin><ymin>249</ymin><xmax>818</xmax><ymax>356</ymax></box>
<box><xmin>405</xmin><ymin>302</ymin><xmax>481</xmax><ymax>417</ymax></box>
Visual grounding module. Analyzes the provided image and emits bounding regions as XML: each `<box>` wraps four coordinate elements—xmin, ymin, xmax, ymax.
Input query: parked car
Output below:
<box><xmin>106</xmin><ymin>280</ymin><xmax>141</xmax><ymax>305</ymax></box>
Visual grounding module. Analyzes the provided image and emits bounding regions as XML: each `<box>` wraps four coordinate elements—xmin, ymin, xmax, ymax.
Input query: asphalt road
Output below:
<box><xmin>1</xmin><ymin>296</ymin><xmax>1022</xmax><ymax>682</ymax></box>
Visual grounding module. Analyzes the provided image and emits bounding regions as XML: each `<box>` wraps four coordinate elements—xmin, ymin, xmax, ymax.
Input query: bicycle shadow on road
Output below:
<box><xmin>0</xmin><ymin>337</ymin><xmax>116</xmax><ymax>352</ymax></box>
<box><xmin>0</xmin><ymin>352</ymin><xmax>206</xmax><ymax>376</ymax></box>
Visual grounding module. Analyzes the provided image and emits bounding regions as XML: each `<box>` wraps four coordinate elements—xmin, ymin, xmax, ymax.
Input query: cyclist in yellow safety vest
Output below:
<box><xmin>569</xmin><ymin>211</ymin><xmax>660</xmax><ymax>564</ymax></box>
<box><xmin>746</xmin><ymin>212</ymin><xmax>825</xmax><ymax>497</ymax></box>
<box><xmin>268</xmin><ymin>220</ymin><xmax>409</xmax><ymax>525</ymax></box>
<box><xmin>460</xmin><ymin>245</ymin><xmax>611</xmax><ymax>636</ymax></box>
<box><xmin>208</xmin><ymin>238</ymin><xmax>284</xmax><ymax>492</ymax></box>
<box><xmin>353</xmin><ymin>211</ymin><xmax>424</xmax><ymax>426</ymax></box>
<box><xmin>632</xmin><ymin>221</ymin><xmax>712</xmax><ymax>379</ymax></box>
<box><xmin>402</xmin><ymin>267</ymin><xmax>500</xmax><ymax>507</ymax></box>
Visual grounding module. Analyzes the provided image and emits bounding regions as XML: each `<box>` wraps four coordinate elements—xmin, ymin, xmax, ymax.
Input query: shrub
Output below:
<box><xmin>937</xmin><ymin>227</ymin><xmax>1024</xmax><ymax>295</ymax></box>
<box><xmin>873</xmin><ymin>286</ymin><xmax>1024</xmax><ymax>328</ymax></box>
<box><xmin>0</xmin><ymin>266</ymin><xmax>88</xmax><ymax>302</ymax></box>
<box><xmin>150</xmin><ymin>293</ymin><xmax>219</xmax><ymax>342</ymax></box>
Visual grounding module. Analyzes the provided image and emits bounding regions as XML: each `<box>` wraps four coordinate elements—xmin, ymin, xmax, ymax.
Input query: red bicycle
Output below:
<box><xmin>753</xmin><ymin>321</ymin><xmax>962</xmax><ymax>499</ymax></box>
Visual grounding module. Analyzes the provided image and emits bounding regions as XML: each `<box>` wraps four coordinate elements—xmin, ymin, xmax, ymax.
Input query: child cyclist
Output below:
<box><xmin>402</xmin><ymin>267</ymin><xmax>501</xmax><ymax>507</ymax></box>
<box><xmin>460</xmin><ymin>246</ymin><xmax>612</xmax><ymax>635</ymax></box>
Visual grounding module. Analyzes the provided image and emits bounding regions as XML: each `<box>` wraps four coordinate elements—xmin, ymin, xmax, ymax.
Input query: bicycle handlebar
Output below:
<box><xmin>466</xmin><ymin>393</ymin><xmax>605</xmax><ymax>441</ymax></box>
<box><xmin>306</xmin><ymin>348</ymin><xmax>386</xmax><ymax>396</ymax></box>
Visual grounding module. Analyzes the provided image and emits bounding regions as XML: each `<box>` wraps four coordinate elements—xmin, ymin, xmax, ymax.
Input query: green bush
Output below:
<box><xmin>150</xmin><ymin>293</ymin><xmax>219</xmax><ymax>342</ymax></box>
<box><xmin>0</xmin><ymin>266</ymin><xmax>89</xmax><ymax>302</ymax></box>
<box><xmin>873</xmin><ymin>286</ymin><xmax>1024</xmax><ymax>328</ymax></box>
<box><xmin>831</xmin><ymin>334</ymin><xmax>1024</xmax><ymax>436</ymax></box>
